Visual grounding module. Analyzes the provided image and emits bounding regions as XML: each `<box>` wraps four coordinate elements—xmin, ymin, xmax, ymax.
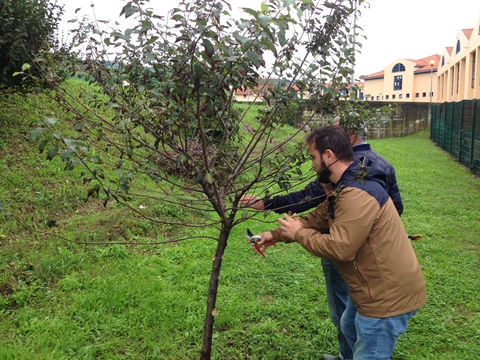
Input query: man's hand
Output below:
<box><xmin>278</xmin><ymin>214</ymin><xmax>303</xmax><ymax>240</ymax></box>
<box><xmin>256</xmin><ymin>231</ymin><xmax>276</xmax><ymax>254</ymax></box>
<box><xmin>239</xmin><ymin>195</ymin><xmax>265</xmax><ymax>210</ymax></box>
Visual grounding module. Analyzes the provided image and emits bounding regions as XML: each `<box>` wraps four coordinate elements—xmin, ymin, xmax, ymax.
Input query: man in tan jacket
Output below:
<box><xmin>257</xmin><ymin>126</ymin><xmax>427</xmax><ymax>359</ymax></box>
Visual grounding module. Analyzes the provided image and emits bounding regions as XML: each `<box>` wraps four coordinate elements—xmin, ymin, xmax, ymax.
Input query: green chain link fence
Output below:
<box><xmin>431</xmin><ymin>99</ymin><xmax>480</xmax><ymax>175</ymax></box>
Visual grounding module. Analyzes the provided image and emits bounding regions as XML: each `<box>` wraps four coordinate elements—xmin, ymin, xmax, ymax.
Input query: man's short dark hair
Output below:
<box><xmin>306</xmin><ymin>126</ymin><xmax>354</xmax><ymax>162</ymax></box>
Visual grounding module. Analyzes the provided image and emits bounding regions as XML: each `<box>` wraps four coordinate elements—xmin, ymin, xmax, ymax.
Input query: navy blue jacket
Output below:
<box><xmin>263</xmin><ymin>143</ymin><xmax>403</xmax><ymax>215</ymax></box>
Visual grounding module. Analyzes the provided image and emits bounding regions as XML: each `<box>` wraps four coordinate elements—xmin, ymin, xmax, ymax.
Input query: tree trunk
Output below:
<box><xmin>199</xmin><ymin>224</ymin><xmax>231</xmax><ymax>360</ymax></box>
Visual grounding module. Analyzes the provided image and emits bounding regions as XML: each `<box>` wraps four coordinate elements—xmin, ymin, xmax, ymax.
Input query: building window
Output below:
<box><xmin>392</xmin><ymin>94</ymin><xmax>396</xmax><ymax>99</ymax></box>
<box><xmin>376</xmin><ymin>96</ymin><xmax>380</xmax><ymax>100</ymax></box>
<box><xmin>472</xmin><ymin>51</ymin><xmax>476</xmax><ymax>89</ymax></box>
<box><xmin>415</xmin><ymin>93</ymin><xmax>419</xmax><ymax>98</ymax></box>
<box><xmin>393</xmin><ymin>75</ymin><xmax>403</xmax><ymax>90</ymax></box>
<box><xmin>392</xmin><ymin>63</ymin><xmax>405</xmax><ymax>72</ymax></box>
<box><xmin>399</xmin><ymin>94</ymin><xmax>403</xmax><ymax>99</ymax></box>
<box><xmin>422</xmin><ymin>92</ymin><xmax>426</xmax><ymax>97</ymax></box>
<box><xmin>406</xmin><ymin>93</ymin><xmax>410</xmax><ymax>98</ymax></box>
<box><xmin>456</xmin><ymin>40</ymin><xmax>461</xmax><ymax>54</ymax></box>
<box><xmin>385</xmin><ymin>95</ymin><xmax>389</xmax><ymax>99</ymax></box>
<box><xmin>441</xmin><ymin>56</ymin><xmax>445</xmax><ymax>66</ymax></box>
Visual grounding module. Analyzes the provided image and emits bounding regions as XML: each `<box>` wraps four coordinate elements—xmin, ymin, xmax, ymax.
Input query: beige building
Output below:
<box><xmin>361</xmin><ymin>54</ymin><xmax>440</xmax><ymax>103</ymax></box>
<box><xmin>362</xmin><ymin>13</ymin><xmax>480</xmax><ymax>104</ymax></box>
<box><xmin>437</xmin><ymin>15</ymin><xmax>480</xmax><ymax>102</ymax></box>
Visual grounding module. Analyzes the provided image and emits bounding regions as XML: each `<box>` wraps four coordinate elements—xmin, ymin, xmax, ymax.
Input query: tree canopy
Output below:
<box><xmin>0</xmin><ymin>0</ymin><xmax>64</xmax><ymax>92</ymax></box>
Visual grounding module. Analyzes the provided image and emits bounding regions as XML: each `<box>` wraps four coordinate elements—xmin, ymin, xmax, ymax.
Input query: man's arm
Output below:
<box><xmin>386</xmin><ymin>166</ymin><xmax>403</xmax><ymax>216</ymax></box>
<box><xmin>369</xmin><ymin>152</ymin><xmax>404</xmax><ymax>216</ymax></box>
<box><xmin>262</xmin><ymin>180</ymin><xmax>327</xmax><ymax>214</ymax></box>
<box><xmin>268</xmin><ymin>188</ymin><xmax>379</xmax><ymax>262</ymax></box>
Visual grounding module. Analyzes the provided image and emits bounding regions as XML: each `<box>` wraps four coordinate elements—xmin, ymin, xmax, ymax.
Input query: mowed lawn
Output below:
<box><xmin>0</xmin><ymin>127</ymin><xmax>479</xmax><ymax>359</ymax></box>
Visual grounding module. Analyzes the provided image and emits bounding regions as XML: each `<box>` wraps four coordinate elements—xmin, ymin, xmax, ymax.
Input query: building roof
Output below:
<box><xmin>408</xmin><ymin>54</ymin><xmax>441</xmax><ymax>73</ymax></box>
<box><xmin>360</xmin><ymin>54</ymin><xmax>441</xmax><ymax>80</ymax></box>
<box><xmin>360</xmin><ymin>70</ymin><xmax>384</xmax><ymax>80</ymax></box>
<box><xmin>461</xmin><ymin>28</ymin><xmax>473</xmax><ymax>40</ymax></box>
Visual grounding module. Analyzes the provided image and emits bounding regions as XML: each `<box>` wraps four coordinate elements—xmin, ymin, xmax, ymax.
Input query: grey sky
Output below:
<box><xmin>61</xmin><ymin>0</ymin><xmax>479</xmax><ymax>79</ymax></box>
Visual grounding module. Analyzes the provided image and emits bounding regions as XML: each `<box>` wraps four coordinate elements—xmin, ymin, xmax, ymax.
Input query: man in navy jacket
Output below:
<box><xmin>239</xmin><ymin>126</ymin><xmax>403</xmax><ymax>360</ymax></box>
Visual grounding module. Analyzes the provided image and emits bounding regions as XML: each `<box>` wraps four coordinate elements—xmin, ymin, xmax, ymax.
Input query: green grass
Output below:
<box><xmin>1</xmin><ymin>91</ymin><xmax>479</xmax><ymax>359</ymax></box>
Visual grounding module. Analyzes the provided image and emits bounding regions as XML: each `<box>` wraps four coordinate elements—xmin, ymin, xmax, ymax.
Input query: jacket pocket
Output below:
<box><xmin>354</xmin><ymin>262</ymin><xmax>373</xmax><ymax>299</ymax></box>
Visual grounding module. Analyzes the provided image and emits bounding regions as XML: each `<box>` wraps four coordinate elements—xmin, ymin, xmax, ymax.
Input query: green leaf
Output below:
<box><xmin>30</xmin><ymin>128</ymin><xmax>45</xmax><ymax>142</ymax></box>
<box><xmin>205</xmin><ymin>173</ymin><xmax>213</xmax><ymax>184</ymax></box>
<box><xmin>242</xmin><ymin>8</ymin><xmax>259</xmax><ymax>17</ymax></box>
<box><xmin>87</xmin><ymin>184</ymin><xmax>101</xmax><ymax>199</ymax></box>
<box><xmin>258</xmin><ymin>15</ymin><xmax>272</xmax><ymax>28</ymax></box>
<box><xmin>246</xmin><ymin>51</ymin><xmax>262</xmax><ymax>68</ymax></box>
<box><xmin>90</xmin><ymin>155</ymin><xmax>103</xmax><ymax>164</ymax></box>
<box><xmin>193</xmin><ymin>64</ymin><xmax>204</xmax><ymax>78</ymax></box>
<box><xmin>63</xmin><ymin>138</ymin><xmax>75</xmax><ymax>150</ymax></box>
<box><xmin>61</xmin><ymin>149</ymin><xmax>74</xmax><ymax>162</ymax></box>
<box><xmin>21</xmin><ymin>63</ymin><xmax>31</xmax><ymax>72</ymax></box>
<box><xmin>202</xmin><ymin>39</ymin><xmax>214</xmax><ymax>58</ymax></box>
<box><xmin>64</xmin><ymin>161</ymin><xmax>75</xmax><ymax>171</ymax></box>
<box><xmin>38</xmin><ymin>139</ymin><xmax>48</xmax><ymax>153</ymax></box>
<box><xmin>47</xmin><ymin>147</ymin><xmax>59</xmax><ymax>160</ymax></box>
<box><xmin>259</xmin><ymin>40</ymin><xmax>277</xmax><ymax>56</ymax></box>
<box><xmin>233</xmin><ymin>32</ymin><xmax>252</xmax><ymax>44</ymax></box>
<box><xmin>140</xmin><ymin>20</ymin><xmax>152</xmax><ymax>33</ymax></box>
<box><xmin>112</xmin><ymin>32</ymin><xmax>129</xmax><ymax>41</ymax></box>
<box><xmin>144</xmin><ymin>36</ymin><xmax>159</xmax><ymax>46</ymax></box>
<box><xmin>120</xmin><ymin>3</ymin><xmax>138</xmax><ymax>18</ymax></box>
<box><xmin>278</xmin><ymin>24</ymin><xmax>287</xmax><ymax>46</ymax></box>
<box><xmin>43</xmin><ymin>117</ymin><xmax>57</xmax><ymax>126</ymax></box>
<box><xmin>74</xmin><ymin>140</ymin><xmax>89</xmax><ymax>149</ymax></box>
<box><xmin>74</xmin><ymin>123</ymin><xmax>84</xmax><ymax>131</ymax></box>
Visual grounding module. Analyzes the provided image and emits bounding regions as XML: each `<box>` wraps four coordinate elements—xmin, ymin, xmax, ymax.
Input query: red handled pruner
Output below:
<box><xmin>243</xmin><ymin>228</ymin><xmax>276</xmax><ymax>257</ymax></box>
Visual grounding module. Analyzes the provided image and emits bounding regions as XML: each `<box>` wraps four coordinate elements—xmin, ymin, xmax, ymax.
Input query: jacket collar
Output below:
<box><xmin>352</xmin><ymin>143</ymin><xmax>372</xmax><ymax>152</ymax></box>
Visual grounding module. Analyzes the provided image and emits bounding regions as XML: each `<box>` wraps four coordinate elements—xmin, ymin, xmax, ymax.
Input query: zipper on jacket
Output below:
<box><xmin>354</xmin><ymin>262</ymin><xmax>373</xmax><ymax>299</ymax></box>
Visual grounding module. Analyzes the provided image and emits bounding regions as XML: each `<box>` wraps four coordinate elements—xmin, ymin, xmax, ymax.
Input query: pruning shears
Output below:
<box><xmin>243</xmin><ymin>229</ymin><xmax>276</xmax><ymax>257</ymax></box>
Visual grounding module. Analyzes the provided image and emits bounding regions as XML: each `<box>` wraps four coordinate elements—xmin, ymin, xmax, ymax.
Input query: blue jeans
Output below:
<box><xmin>340</xmin><ymin>295</ymin><xmax>419</xmax><ymax>359</ymax></box>
<box><xmin>321</xmin><ymin>259</ymin><xmax>353</xmax><ymax>360</ymax></box>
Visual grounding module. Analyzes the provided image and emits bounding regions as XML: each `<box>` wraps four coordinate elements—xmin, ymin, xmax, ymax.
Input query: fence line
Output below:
<box><xmin>430</xmin><ymin>100</ymin><xmax>480</xmax><ymax>175</ymax></box>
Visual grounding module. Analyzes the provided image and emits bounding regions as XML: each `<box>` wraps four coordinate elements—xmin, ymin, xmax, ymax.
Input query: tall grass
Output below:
<box><xmin>1</xmin><ymin>92</ymin><xmax>479</xmax><ymax>358</ymax></box>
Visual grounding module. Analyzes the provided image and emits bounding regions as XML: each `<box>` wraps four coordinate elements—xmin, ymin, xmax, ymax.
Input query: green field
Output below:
<box><xmin>1</xmin><ymin>90</ymin><xmax>479</xmax><ymax>359</ymax></box>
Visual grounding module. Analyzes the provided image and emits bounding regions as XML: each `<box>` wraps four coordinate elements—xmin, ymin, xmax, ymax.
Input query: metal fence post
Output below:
<box><xmin>470</xmin><ymin>99</ymin><xmax>477</xmax><ymax>173</ymax></box>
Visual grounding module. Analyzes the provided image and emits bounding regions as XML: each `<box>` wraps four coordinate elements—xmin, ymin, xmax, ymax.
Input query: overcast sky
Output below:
<box><xmin>61</xmin><ymin>0</ymin><xmax>480</xmax><ymax>78</ymax></box>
